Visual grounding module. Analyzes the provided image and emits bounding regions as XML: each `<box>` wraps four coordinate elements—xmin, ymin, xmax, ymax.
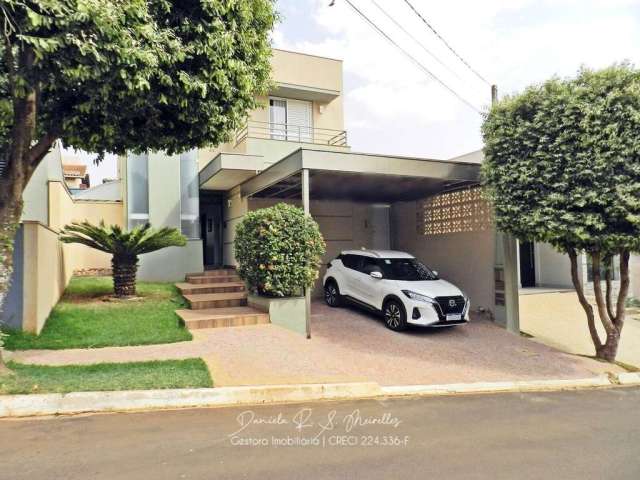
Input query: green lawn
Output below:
<box><xmin>0</xmin><ymin>359</ymin><xmax>212</xmax><ymax>395</ymax></box>
<box><xmin>3</xmin><ymin>277</ymin><xmax>192</xmax><ymax>350</ymax></box>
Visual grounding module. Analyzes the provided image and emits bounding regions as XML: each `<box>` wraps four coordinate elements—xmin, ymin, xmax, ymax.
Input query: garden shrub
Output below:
<box><xmin>234</xmin><ymin>203</ymin><xmax>326</xmax><ymax>297</ymax></box>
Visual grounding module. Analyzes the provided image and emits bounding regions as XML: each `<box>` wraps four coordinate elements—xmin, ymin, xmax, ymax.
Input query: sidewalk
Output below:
<box><xmin>520</xmin><ymin>291</ymin><xmax>640</xmax><ymax>368</ymax></box>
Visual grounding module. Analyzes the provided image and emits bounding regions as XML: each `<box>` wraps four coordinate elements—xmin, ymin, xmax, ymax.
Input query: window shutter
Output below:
<box><xmin>286</xmin><ymin>100</ymin><xmax>313</xmax><ymax>142</ymax></box>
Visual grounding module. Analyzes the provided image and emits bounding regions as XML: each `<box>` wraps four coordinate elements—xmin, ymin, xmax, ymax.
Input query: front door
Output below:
<box><xmin>199</xmin><ymin>193</ymin><xmax>223</xmax><ymax>267</ymax></box>
<box><xmin>519</xmin><ymin>241</ymin><xmax>536</xmax><ymax>287</ymax></box>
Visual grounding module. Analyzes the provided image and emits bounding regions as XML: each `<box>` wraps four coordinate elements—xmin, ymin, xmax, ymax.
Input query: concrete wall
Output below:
<box><xmin>21</xmin><ymin>222</ymin><xmax>68</xmax><ymax>333</ymax></box>
<box><xmin>122</xmin><ymin>152</ymin><xmax>204</xmax><ymax>281</ymax></box>
<box><xmin>21</xmin><ymin>144</ymin><xmax>63</xmax><ymax>224</ymax></box>
<box><xmin>1</xmin><ymin>226</ymin><xmax>25</xmax><ymax>330</ymax></box>
<box><xmin>48</xmin><ymin>181</ymin><xmax>124</xmax><ymax>274</ymax></box>
<box><xmin>533</xmin><ymin>242</ymin><xmax>574</xmax><ymax>288</ymax></box>
<box><xmin>138</xmin><ymin>239</ymin><xmax>204</xmax><ymax>282</ymax></box>
<box><xmin>391</xmin><ymin>201</ymin><xmax>496</xmax><ymax>314</ymax></box>
<box><xmin>199</xmin><ymin>49</ymin><xmax>347</xmax><ymax>167</ymax></box>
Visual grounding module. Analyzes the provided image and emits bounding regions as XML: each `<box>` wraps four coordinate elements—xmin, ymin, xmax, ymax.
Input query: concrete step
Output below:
<box><xmin>176</xmin><ymin>306</ymin><xmax>269</xmax><ymax>330</ymax></box>
<box><xmin>184</xmin><ymin>291</ymin><xmax>247</xmax><ymax>310</ymax></box>
<box><xmin>185</xmin><ymin>274</ymin><xmax>241</xmax><ymax>285</ymax></box>
<box><xmin>187</xmin><ymin>269</ymin><xmax>237</xmax><ymax>277</ymax></box>
<box><xmin>175</xmin><ymin>281</ymin><xmax>245</xmax><ymax>296</ymax></box>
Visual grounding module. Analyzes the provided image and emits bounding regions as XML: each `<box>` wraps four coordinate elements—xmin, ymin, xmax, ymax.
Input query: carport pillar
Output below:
<box><xmin>495</xmin><ymin>232</ymin><xmax>520</xmax><ymax>334</ymax></box>
<box><xmin>302</xmin><ymin>168</ymin><xmax>312</xmax><ymax>339</ymax></box>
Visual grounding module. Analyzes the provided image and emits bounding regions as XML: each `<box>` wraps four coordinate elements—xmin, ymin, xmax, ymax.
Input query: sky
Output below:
<box><xmin>69</xmin><ymin>0</ymin><xmax>640</xmax><ymax>183</ymax></box>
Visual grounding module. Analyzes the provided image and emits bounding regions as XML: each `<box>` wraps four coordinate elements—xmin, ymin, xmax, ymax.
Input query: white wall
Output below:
<box><xmin>534</xmin><ymin>242</ymin><xmax>574</xmax><ymax>288</ymax></box>
<box><xmin>391</xmin><ymin>201</ymin><xmax>496</xmax><ymax>314</ymax></box>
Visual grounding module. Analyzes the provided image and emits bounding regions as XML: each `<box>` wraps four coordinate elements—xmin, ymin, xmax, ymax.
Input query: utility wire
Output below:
<box><xmin>343</xmin><ymin>0</ymin><xmax>482</xmax><ymax>114</ymax></box>
<box><xmin>369</xmin><ymin>0</ymin><xmax>465</xmax><ymax>83</ymax></box>
<box><xmin>402</xmin><ymin>0</ymin><xmax>491</xmax><ymax>86</ymax></box>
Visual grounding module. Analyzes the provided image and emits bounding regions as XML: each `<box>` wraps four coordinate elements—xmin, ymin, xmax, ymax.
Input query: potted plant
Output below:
<box><xmin>234</xmin><ymin>203</ymin><xmax>325</xmax><ymax>334</ymax></box>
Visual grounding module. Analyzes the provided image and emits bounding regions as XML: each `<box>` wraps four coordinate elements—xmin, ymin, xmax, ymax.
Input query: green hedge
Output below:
<box><xmin>234</xmin><ymin>203</ymin><xmax>326</xmax><ymax>297</ymax></box>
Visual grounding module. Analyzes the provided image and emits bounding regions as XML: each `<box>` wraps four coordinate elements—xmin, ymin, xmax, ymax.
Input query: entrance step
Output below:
<box><xmin>175</xmin><ymin>281</ymin><xmax>245</xmax><ymax>296</ymax></box>
<box><xmin>176</xmin><ymin>306</ymin><xmax>269</xmax><ymax>330</ymax></box>
<box><xmin>184</xmin><ymin>291</ymin><xmax>247</xmax><ymax>310</ymax></box>
<box><xmin>185</xmin><ymin>274</ymin><xmax>241</xmax><ymax>285</ymax></box>
<box><xmin>187</xmin><ymin>269</ymin><xmax>237</xmax><ymax>277</ymax></box>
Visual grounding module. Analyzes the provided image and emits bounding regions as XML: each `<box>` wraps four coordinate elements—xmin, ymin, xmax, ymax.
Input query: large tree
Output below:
<box><xmin>482</xmin><ymin>64</ymin><xmax>640</xmax><ymax>362</ymax></box>
<box><xmin>0</xmin><ymin>0</ymin><xmax>276</xmax><ymax>370</ymax></box>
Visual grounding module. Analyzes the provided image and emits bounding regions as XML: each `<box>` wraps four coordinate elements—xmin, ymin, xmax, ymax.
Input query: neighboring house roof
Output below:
<box><xmin>73</xmin><ymin>179</ymin><xmax>122</xmax><ymax>201</ymax></box>
<box><xmin>62</xmin><ymin>164</ymin><xmax>87</xmax><ymax>178</ymax></box>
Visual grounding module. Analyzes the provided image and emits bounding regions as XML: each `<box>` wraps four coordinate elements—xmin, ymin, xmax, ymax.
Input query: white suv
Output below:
<box><xmin>323</xmin><ymin>250</ymin><xmax>469</xmax><ymax>331</ymax></box>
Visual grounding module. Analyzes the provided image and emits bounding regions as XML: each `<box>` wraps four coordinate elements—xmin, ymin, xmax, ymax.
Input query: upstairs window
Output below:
<box><xmin>269</xmin><ymin>97</ymin><xmax>313</xmax><ymax>142</ymax></box>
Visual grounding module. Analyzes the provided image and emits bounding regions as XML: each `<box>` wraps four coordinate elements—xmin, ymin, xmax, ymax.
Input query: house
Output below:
<box><xmin>61</xmin><ymin>161</ymin><xmax>90</xmax><ymax>192</ymax></box>
<box><xmin>518</xmin><ymin>240</ymin><xmax>638</xmax><ymax>296</ymax></box>
<box><xmin>2</xmin><ymin>49</ymin><xmax>521</xmax><ymax>335</ymax></box>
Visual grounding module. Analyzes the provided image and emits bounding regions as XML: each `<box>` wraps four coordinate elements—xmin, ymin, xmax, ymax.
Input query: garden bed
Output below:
<box><xmin>3</xmin><ymin>277</ymin><xmax>192</xmax><ymax>350</ymax></box>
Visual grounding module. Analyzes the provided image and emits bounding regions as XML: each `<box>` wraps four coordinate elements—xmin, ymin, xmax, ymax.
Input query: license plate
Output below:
<box><xmin>446</xmin><ymin>313</ymin><xmax>462</xmax><ymax>321</ymax></box>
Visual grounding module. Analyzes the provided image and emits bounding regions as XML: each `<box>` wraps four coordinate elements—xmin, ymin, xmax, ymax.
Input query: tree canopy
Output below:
<box><xmin>0</xmin><ymin>0</ymin><xmax>277</xmax><ymax>158</ymax></box>
<box><xmin>482</xmin><ymin>64</ymin><xmax>640</xmax><ymax>255</ymax></box>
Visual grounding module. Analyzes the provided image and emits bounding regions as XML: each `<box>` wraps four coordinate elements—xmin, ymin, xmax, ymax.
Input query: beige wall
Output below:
<box><xmin>391</xmin><ymin>201</ymin><xmax>496</xmax><ymax>313</ymax></box>
<box><xmin>48</xmin><ymin>180</ymin><xmax>124</xmax><ymax>276</ymax></box>
<box><xmin>271</xmin><ymin>49</ymin><xmax>342</xmax><ymax>93</ymax></box>
<box><xmin>21</xmin><ymin>222</ymin><xmax>67</xmax><ymax>333</ymax></box>
<box><xmin>199</xmin><ymin>49</ymin><xmax>346</xmax><ymax>169</ymax></box>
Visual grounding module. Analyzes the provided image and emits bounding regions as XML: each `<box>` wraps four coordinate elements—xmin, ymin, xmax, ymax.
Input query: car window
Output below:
<box><xmin>380</xmin><ymin>258</ymin><xmax>437</xmax><ymax>281</ymax></box>
<box><xmin>341</xmin><ymin>254</ymin><xmax>361</xmax><ymax>270</ymax></box>
<box><xmin>360</xmin><ymin>257</ymin><xmax>382</xmax><ymax>275</ymax></box>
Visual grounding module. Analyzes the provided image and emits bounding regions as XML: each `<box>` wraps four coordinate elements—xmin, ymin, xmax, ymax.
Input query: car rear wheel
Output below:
<box><xmin>324</xmin><ymin>280</ymin><xmax>342</xmax><ymax>307</ymax></box>
<box><xmin>383</xmin><ymin>299</ymin><xmax>407</xmax><ymax>331</ymax></box>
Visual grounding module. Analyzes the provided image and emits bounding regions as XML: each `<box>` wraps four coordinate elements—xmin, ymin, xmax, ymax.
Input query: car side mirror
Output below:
<box><xmin>370</xmin><ymin>271</ymin><xmax>383</xmax><ymax>279</ymax></box>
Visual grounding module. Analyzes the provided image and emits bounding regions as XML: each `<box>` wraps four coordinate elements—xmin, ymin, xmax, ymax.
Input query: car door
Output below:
<box><xmin>354</xmin><ymin>257</ymin><xmax>386</xmax><ymax>308</ymax></box>
<box><xmin>338</xmin><ymin>254</ymin><xmax>362</xmax><ymax>299</ymax></box>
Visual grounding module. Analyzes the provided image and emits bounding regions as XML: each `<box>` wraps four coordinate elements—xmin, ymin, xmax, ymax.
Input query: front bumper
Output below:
<box><xmin>405</xmin><ymin>297</ymin><xmax>470</xmax><ymax>327</ymax></box>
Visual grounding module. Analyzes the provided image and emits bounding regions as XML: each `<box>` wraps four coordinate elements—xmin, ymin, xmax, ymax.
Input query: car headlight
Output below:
<box><xmin>402</xmin><ymin>290</ymin><xmax>436</xmax><ymax>303</ymax></box>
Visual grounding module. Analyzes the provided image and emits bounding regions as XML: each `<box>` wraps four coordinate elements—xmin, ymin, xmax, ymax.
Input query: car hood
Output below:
<box><xmin>393</xmin><ymin>279</ymin><xmax>464</xmax><ymax>298</ymax></box>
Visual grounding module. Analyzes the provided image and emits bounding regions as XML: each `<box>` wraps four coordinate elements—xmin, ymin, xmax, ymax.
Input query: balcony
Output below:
<box><xmin>235</xmin><ymin>121</ymin><xmax>348</xmax><ymax>148</ymax></box>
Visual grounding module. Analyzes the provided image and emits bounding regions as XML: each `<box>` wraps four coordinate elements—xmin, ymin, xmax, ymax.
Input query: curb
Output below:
<box><xmin>380</xmin><ymin>376</ymin><xmax>612</xmax><ymax>397</ymax></box>
<box><xmin>0</xmin><ymin>382</ymin><xmax>382</xmax><ymax>418</ymax></box>
<box><xmin>615</xmin><ymin>372</ymin><xmax>640</xmax><ymax>385</ymax></box>
<box><xmin>0</xmin><ymin>374</ymin><xmax>635</xmax><ymax>418</ymax></box>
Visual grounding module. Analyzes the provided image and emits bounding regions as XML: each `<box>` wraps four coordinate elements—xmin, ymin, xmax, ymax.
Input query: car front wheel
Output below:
<box><xmin>383</xmin><ymin>299</ymin><xmax>407</xmax><ymax>331</ymax></box>
<box><xmin>324</xmin><ymin>281</ymin><xmax>342</xmax><ymax>307</ymax></box>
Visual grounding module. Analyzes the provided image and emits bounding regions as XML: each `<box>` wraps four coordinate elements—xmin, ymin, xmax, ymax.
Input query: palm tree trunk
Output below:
<box><xmin>112</xmin><ymin>256</ymin><xmax>138</xmax><ymax>297</ymax></box>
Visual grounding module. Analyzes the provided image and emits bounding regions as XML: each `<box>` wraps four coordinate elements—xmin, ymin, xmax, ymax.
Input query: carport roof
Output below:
<box><xmin>241</xmin><ymin>148</ymin><xmax>481</xmax><ymax>203</ymax></box>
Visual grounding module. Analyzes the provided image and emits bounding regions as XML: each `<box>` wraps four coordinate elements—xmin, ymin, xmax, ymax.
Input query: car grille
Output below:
<box><xmin>435</xmin><ymin>296</ymin><xmax>466</xmax><ymax>315</ymax></box>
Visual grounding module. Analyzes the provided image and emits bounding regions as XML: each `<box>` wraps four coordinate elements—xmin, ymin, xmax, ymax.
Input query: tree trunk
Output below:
<box><xmin>112</xmin><ymin>256</ymin><xmax>138</xmax><ymax>297</ymax></box>
<box><xmin>568</xmin><ymin>248</ymin><xmax>602</xmax><ymax>352</ymax></box>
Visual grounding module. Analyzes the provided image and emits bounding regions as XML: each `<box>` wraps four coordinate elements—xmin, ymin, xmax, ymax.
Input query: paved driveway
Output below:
<box><xmin>10</xmin><ymin>301</ymin><xmax>617</xmax><ymax>387</ymax></box>
<box><xmin>202</xmin><ymin>301</ymin><xmax>615</xmax><ymax>386</ymax></box>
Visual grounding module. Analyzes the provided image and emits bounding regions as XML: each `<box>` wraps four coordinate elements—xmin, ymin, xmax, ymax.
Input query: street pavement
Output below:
<box><xmin>1</xmin><ymin>387</ymin><xmax>639</xmax><ymax>480</ymax></box>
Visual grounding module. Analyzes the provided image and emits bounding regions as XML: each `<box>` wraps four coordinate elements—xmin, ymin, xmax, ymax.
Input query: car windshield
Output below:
<box><xmin>380</xmin><ymin>258</ymin><xmax>437</xmax><ymax>281</ymax></box>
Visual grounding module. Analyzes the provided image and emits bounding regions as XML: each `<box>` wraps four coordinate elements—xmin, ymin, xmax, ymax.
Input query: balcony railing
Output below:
<box><xmin>235</xmin><ymin>121</ymin><xmax>348</xmax><ymax>147</ymax></box>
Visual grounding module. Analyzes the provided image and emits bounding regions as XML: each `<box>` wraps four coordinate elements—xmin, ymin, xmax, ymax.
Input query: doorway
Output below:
<box><xmin>519</xmin><ymin>241</ymin><xmax>536</xmax><ymax>287</ymax></box>
<box><xmin>199</xmin><ymin>192</ymin><xmax>223</xmax><ymax>268</ymax></box>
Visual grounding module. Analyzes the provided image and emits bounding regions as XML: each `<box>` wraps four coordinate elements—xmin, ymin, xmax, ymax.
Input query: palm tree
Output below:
<box><xmin>60</xmin><ymin>221</ymin><xmax>187</xmax><ymax>297</ymax></box>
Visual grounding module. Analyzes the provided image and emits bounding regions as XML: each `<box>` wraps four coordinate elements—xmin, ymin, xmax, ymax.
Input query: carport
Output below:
<box><xmin>239</xmin><ymin>148</ymin><xmax>519</xmax><ymax>336</ymax></box>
